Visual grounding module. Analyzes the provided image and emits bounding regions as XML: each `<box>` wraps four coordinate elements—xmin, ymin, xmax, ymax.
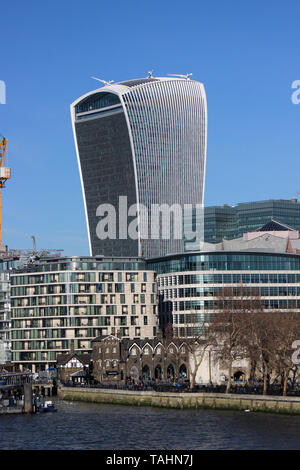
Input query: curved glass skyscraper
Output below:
<box><xmin>71</xmin><ymin>76</ymin><xmax>207</xmax><ymax>259</ymax></box>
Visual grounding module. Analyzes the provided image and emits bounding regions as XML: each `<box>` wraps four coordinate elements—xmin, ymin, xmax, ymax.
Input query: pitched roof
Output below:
<box><xmin>256</xmin><ymin>219</ymin><xmax>295</xmax><ymax>232</ymax></box>
<box><xmin>56</xmin><ymin>352</ymin><xmax>91</xmax><ymax>366</ymax></box>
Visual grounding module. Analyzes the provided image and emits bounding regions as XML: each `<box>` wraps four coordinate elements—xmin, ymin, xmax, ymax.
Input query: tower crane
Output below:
<box><xmin>0</xmin><ymin>136</ymin><xmax>11</xmax><ymax>248</ymax></box>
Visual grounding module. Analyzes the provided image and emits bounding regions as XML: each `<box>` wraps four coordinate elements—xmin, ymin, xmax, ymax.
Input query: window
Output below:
<box><xmin>105</xmin><ymin>347</ymin><xmax>109</xmax><ymax>353</ymax></box>
<box><xmin>131</xmin><ymin>348</ymin><xmax>137</xmax><ymax>355</ymax></box>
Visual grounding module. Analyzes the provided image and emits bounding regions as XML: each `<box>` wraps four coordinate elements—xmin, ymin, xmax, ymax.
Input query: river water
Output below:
<box><xmin>0</xmin><ymin>398</ymin><xmax>299</xmax><ymax>450</ymax></box>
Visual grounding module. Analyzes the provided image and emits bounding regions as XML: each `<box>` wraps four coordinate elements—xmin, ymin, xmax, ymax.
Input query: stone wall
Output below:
<box><xmin>58</xmin><ymin>386</ymin><xmax>300</xmax><ymax>415</ymax></box>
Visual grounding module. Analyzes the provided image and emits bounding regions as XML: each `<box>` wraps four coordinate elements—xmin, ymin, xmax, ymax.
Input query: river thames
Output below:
<box><xmin>0</xmin><ymin>398</ymin><xmax>299</xmax><ymax>450</ymax></box>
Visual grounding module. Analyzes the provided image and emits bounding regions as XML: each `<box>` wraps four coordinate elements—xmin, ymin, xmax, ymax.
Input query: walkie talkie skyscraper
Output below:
<box><xmin>71</xmin><ymin>75</ymin><xmax>207</xmax><ymax>259</ymax></box>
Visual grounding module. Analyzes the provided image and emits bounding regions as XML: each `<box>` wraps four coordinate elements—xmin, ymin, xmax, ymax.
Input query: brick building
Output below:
<box><xmin>92</xmin><ymin>333</ymin><xmax>190</xmax><ymax>384</ymax></box>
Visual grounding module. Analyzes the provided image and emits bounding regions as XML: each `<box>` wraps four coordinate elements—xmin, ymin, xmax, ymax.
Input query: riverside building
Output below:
<box><xmin>71</xmin><ymin>74</ymin><xmax>207</xmax><ymax>259</ymax></box>
<box><xmin>0</xmin><ymin>253</ymin><xmax>33</xmax><ymax>364</ymax></box>
<box><xmin>9</xmin><ymin>256</ymin><xmax>158</xmax><ymax>372</ymax></box>
<box><xmin>147</xmin><ymin>221</ymin><xmax>300</xmax><ymax>336</ymax></box>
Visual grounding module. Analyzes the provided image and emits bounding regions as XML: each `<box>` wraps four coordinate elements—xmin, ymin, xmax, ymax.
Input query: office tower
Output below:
<box><xmin>204</xmin><ymin>198</ymin><xmax>300</xmax><ymax>243</ymax></box>
<box><xmin>71</xmin><ymin>75</ymin><xmax>207</xmax><ymax>259</ymax></box>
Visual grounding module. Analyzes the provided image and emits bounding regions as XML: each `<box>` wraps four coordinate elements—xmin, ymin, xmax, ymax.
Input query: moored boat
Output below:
<box><xmin>36</xmin><ymin>400</ymin><xmax>57</xmax><ymax>413</ymax></box>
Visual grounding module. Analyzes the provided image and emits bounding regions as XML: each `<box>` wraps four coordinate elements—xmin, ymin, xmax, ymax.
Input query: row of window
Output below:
<box><xmin>11</xmin><ymin>293</ymin><xmax>156</xmax><ymax>307</ymax></box>
<box><xmin>159</xmin><ymin>286</ymin><xmax>300</xmax><ymax>299</ymax></box>
<box><xmin>11</xmin><ymin>282</ymin><xmax>155</xmax><ymax>296</ymax></box>
<box><xmin>11</xmin><ymin>304</ymin><xmax>156</xmax><ymax>318</ymax></box>
<box><xmin>100</xmin><ymin>345</ymin><xmax>186</xmax><ymax>356</ymax></box>
<box><xmin>149</xmin><ymin>254</ymin><xmax>300</xmax><ymax>274</ymax></box>
<box><xmin>158</xmin><ymin>273</ymin><xmax>300</xmax><ymax>286</ymax></box>
<box><xmin>11</xmin><ymin>271</ymin><xmax>151</xmax><ymax>285</ymax></box>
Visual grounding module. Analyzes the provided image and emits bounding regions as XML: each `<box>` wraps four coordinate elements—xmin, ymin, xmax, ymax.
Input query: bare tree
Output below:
<box><xmin>268</xmin><ymin>312</ymin><xmax>300</xmax><ymax>396</ymax></box>
<box><xmin>208</xmin><ymin>285</ymin><xmax>263</xmax><ymax>393</ymax></box>
<box><xmin>177</xmin><ymin>311</ymin><xmax>212</xmax><ymax>389</ymax></box>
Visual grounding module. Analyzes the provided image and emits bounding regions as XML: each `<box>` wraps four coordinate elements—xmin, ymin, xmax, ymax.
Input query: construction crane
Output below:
<box><xmin>0</xmin><ymin>136</ymin><xmax>11</xmax><ymax>249</ymax></box>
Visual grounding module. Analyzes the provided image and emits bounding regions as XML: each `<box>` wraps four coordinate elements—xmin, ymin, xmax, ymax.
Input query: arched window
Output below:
<box><xmin>234</xmin><ymin>371</ymin><xmax>245</xmax><ymax>382</ymax></box>
<box><xmin>142</xmin><ymin>365</ymin><xmax>151</xmax><ymax>380</ymax></box>
<box><xmin>154</xmin><ymin>364</ymin><xmax>163</xmax><ymax>380</ymax></box>
<box><xmin>179</xmin><ymin>364</ymin><xmax>188</xmax><ymax>378</ymax></box>
<box><xmin>167</xmin><ymin>364</ymin><xmax>175</xmax><ymax>381</ymax></box>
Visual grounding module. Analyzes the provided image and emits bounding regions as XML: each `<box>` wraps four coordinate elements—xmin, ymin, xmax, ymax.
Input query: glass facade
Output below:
<box><xmin>72</xmin><ymin>77</ymin><xmax>207</xmax><ymax>259</ymax></box>
<box><xmin>74</xmin><ymin>110</ymin><xmax>138</xmax><ymax>257</ymax></box>
<box><xmin>203</xmin><ymin>199</ymin><xmax>300</xmax><ymax>244</ymax></box>
<box><xmin>147</xmin><ymin>251</ymin><xmax>300</xmax><ymax>337</ymax></box>
<box><xmin>148</xmin><ymin>251</ymin><xmax>300</xmax><ymax>274</ymax></box>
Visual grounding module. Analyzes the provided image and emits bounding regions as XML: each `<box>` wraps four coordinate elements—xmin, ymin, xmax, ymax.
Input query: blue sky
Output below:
<box><xmin>0</xmin><ymin>0</ymin><xmax>299</xmax><ymax>255</ymax></box>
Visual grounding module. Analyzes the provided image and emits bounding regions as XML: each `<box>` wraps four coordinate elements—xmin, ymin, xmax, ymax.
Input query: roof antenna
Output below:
<box><xmin>147</xmin><ymin>70</ymin><xmax>154</xmax><ymax>78</ymax></box>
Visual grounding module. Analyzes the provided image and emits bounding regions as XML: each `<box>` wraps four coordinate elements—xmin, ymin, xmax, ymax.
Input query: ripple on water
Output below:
<box><xmin>0</xmin><ymin>398</ymin><xmax>300</xmax><ymax>450</ymax></box>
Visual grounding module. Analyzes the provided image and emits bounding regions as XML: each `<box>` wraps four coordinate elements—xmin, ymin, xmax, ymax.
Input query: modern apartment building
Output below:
<box><xmin>71</xmin><ymin>75</ymin><xmax>207</xmax><ymax>259</ymax></box>
<box><xmin>9</xmin><ymin>256</ymin><xmax>158</xmax><ymax>371</ymax></box>
<box><xmin>0</xmin><ymin>270</ymin><xmax>11</xmax><ymax>363</ymax></box>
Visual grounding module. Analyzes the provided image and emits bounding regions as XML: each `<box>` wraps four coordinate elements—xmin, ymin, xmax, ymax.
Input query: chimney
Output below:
<box><xmin>70</xmin><ymin>339</ymin><xmax>75</xmax><ymax>354</ymax></box>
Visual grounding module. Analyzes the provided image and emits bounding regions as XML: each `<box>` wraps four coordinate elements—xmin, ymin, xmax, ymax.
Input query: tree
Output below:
<box><xmin>207</xmin><ymin>285</ymin><xmax>263</xmax><ymax>393</ymax></box>
<box><xmin>268</xmin><ymin>312</ymin><xmax>300</xmax><ymax>396</ymax></box>
<box><xmin>177</xmin><ymin>311</ymin><xmax>212</xmax><ymax>389</ymax></box>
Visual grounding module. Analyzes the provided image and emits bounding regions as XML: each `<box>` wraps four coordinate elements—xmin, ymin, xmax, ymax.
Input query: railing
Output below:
<box><xmin>0</xmin><ymin>372</ymin><xmax>33</xmax><ymax>386</ymax></box>
<box><xmin>60</xmin><ymin>381</ymin><xmax>300</xmax><ymax>396</ymax></box>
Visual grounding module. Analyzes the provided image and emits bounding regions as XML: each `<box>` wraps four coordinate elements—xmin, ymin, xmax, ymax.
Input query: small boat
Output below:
<box><xmin>36</xmin><ymin>400</ymin><xmax>57</xmax><ymax>413</ymax></box>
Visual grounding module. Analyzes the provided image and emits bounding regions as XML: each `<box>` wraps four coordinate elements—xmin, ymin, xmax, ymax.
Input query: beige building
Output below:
<box><xmin>9</xmin><ymin>256</ymin><xmax>158</xmax><ymax>372</ymax></box>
